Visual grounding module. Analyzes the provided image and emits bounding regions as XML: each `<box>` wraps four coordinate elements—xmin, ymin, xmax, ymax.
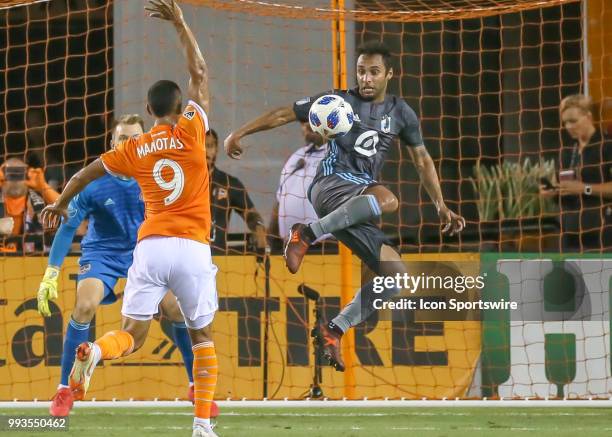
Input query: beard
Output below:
<box><xmin>358</xmin><ymin>88</ymin><xmax>376</xmax><ymax>101</ymax></box>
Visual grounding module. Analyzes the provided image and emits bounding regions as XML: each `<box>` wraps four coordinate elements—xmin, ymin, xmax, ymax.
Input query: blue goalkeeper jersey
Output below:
<box><xmin>64</xmin><ymin>175</ymin><xmax>144</xmax><ymax>256</ymax></box>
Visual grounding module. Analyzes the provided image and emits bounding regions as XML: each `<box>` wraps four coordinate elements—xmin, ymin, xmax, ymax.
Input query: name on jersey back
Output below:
<box><xmin>137</xmin><ymin>135</ymin><xmax>184</xmax><ymax>159</ymax></box>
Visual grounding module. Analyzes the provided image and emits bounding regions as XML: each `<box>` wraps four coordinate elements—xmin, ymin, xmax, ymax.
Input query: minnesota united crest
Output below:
<box><xmin>381</xmin><ymin>115</ymin><xmax>391</xmax><ymax>133</ymax></box>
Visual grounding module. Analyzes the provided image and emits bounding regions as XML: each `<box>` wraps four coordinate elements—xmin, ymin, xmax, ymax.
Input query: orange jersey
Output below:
<box><xmin>101</xmin><ymin>100</ymin><xmax>211</xmax><ymax>244</ymax></box>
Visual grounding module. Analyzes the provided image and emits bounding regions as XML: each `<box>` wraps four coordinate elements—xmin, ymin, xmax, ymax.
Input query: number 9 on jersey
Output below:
<box><xmin>153</xmin><ymin>158</ymin><xmax>185</xmax><ymax>205</ymax></box>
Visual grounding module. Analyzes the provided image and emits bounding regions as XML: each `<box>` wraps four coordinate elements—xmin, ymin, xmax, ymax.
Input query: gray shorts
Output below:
<box><xmin>308</xmin><ymin>173</ymin><xmax>391</xmax><ymax>273</ymax></box>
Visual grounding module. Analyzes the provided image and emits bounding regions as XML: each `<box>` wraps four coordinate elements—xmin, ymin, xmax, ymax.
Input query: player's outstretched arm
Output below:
<box><xmin>146</xmin><ymin>0</ymin><xmax>209</xmax><ymax>113</ymax></box>
<box><xmin>224</xmin><ymin>106</ymin><xmax>296</xmax><ymax>159</ymax></box>
<box><xmin>41</xmin><ymin>159</ymin><xmax>105</xmax><ymax>229</ymax></box>
<box><xmin>408</xmin><ymin>145</ymin><xmax>466</xmax><ymax>236</ymax></box>
<box><xmin>37</xmin><ymin>190</ymin><xmax>88</xmax><ymax>317</ymax></box>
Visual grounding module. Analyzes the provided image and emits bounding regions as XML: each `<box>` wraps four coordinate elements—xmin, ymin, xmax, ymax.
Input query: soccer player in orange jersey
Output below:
<box><xmin>41</xmin><ymin>1</ymin><xmax>218</xmax><ymax>436</ymax></box>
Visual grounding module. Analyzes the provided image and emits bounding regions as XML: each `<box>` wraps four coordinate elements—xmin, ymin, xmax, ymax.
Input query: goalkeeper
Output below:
<box><xmin>37</xmin><ymin>115</ymin><xmax>197</xmax><ymax>416</ymax></box>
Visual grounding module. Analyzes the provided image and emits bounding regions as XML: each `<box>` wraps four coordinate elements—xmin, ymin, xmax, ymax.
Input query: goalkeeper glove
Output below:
<box><xmin>37</xmin><ymin>266</ymin><xmax>60</xmax><ymax>317</ymax></box>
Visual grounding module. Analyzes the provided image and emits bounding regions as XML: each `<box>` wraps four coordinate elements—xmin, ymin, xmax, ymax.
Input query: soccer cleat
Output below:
<box><xmin>69</xmin><ymin>342</ymin><xmax>97</xmax><ymax>401</ymax></box>
<box><xmin>319</xmin><ymin>322</ymin><xmax>345</xmax><ymax>372</ymax></box>
<box><xmin>284</xmin><ymin>223</ymin><xmax>311</xmax><ymax>274</ymax></box>
<box><xmin>192</xmin><ymin>423</ymin><xmax>219</xmax><ymax>437</ymax></box>
<box><xmin>49</xmin><ymin>387</ymin><xmax>74</xmax><ymax>417</ymax></box>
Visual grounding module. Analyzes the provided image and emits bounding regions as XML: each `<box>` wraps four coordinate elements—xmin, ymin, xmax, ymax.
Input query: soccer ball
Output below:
<box><xmin>308</xmin><ymin>94</ymin><xmax>354</xmax><ymax>139</ymax></box>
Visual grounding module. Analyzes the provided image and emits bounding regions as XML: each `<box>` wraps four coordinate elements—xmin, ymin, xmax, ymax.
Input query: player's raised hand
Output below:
<box><xmin>145</xmin><ymin>0</ymin><xmax>184</xmax><ymax>24</ymax></box>
<box><xmin>37</xmin><ymin>266</ymin><xmax>60</xmax><ymax>317</ymax></box>
<box><xmin>224</xmin><ymin>133</ymin><xmax>245</xmax><ymax>160</ymax></box>
<box><xmin>41</xmin><ymin>203</ymin><xmax>68</xmax><ymax>230</ymax></box>
<box><xmin>438</xmin><ymin>205</ymin><xmax>466</xmax><ymax>236</ymax></box>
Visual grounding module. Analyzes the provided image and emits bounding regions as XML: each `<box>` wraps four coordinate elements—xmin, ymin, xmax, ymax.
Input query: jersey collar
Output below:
<box><xmin>150</xmin><ymin>124</ymin><xmax>173</xmax><ymax>135</ymax></box>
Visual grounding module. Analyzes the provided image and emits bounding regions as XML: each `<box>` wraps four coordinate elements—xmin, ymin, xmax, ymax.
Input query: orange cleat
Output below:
<box><xmin>284</xmin><ymin>223</ymin><xmax>312</xmax><ymax>274</ymax></box>
<box><xmin>319</xmin><ymin>322</ymin><xmax>345</xmax><ymax>372</ymax></box>
<box><xmin>69</xmin><ymin>342</ymin><xmax>97</xmax><ymax>401</ymax></box>
<box><xmin>49</xmin><ymin>387</ymin><xmax>74</xmax><ymax>417</ymax></box>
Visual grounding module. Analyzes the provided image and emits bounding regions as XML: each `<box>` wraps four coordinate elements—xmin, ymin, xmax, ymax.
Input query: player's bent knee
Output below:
<box><xmin>365</xmin><ymin>185</ymin><xmax>398</xmax><ymax>213</ymax></box>
<box><xmin>73</xmin><ymin>278</ymin><xmax>105</xmax><ymax>323</ymax></box>
<box><xmin>385</xmin><ymin>195</ymin><xmax>399</xmax><ymax>213</ymax></box>
<box><xmin>72</xmin><ymin>301</ymin><xmax>98</xmax><ymax>323</ymax></box>
<box><xmin>377</xmin><ymin>192</ymin><xmax>398</xmax><ymax>213</ymax></box>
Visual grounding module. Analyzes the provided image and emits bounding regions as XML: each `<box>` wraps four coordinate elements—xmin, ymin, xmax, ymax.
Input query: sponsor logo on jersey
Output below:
<box><xmin>183</xmin><ymin>109</ymin><xmax>195</xmax><ymax>120</ymax></box>
<box><xmin>354</xmin><ymin>130</ymin><xmax>379</xmax><ymax>157</ymax></box>
<box><xmin>381</xmin><ymin>115</ymin><xmax>391</xmax><ymax>133</ymax></box>
<box><xmin>79</xmin><ymin>263</ymin><xmax>91</xmax><ymax>275</ymax></box>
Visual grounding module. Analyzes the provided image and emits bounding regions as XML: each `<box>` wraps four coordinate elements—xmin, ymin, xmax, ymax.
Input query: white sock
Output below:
<box><xmin>194</xmin><ymin>417</ymin><xmax>211</xmax><ymax>427</ymax></box>
<box><xmin>91</xmin><ymin>343</ymin><xmax>102</xmax><ymax>366</ymax></box>
<box><xmin>57</xmin><ymin>384</ymin><xmax>69</xmax><ymax>390</ymax></box>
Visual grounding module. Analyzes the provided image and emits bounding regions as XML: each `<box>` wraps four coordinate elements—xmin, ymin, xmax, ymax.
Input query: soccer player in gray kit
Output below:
<box><xmin>225</xmin><ymin>41</ymin><xmax>465</xmax><ymax>372</ymax></box>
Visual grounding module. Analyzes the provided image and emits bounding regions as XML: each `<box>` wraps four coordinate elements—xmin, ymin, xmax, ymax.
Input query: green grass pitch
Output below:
<box><xmin>1</xmin><ymin>407</ymin><xmax>611</xmax><ymax>436</ymax></box>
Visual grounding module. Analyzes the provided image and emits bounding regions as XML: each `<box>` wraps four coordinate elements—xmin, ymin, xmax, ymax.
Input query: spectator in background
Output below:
<box><xmin>541</xmin><ymin>94</ymin><xmax>612</xmax><ymax>252</ymax></box>
<box><xmin>24</xmin><ymin>108</ymin><xmax>63</xmax><ymax>191</ymax></box>
<box><xmin>269</xmin><ymin>122</ymin><xmax>329</xmax><ymax>248</ymax></box>
<box><xmin>0</xmin><ymin>157</ymin><xmax>60</xmax><ymax>249</ymax></box>
<box><xmin>206</xmin><ymin>128</ymin><xmax>267</xmax><ymax>254</ymax></box>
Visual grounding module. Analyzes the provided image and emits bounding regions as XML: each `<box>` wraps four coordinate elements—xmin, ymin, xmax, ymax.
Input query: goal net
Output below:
<box><xmin>1</xmin><ymin>0</ymin><xmax>610</xmax><ymax>401</ymax></box>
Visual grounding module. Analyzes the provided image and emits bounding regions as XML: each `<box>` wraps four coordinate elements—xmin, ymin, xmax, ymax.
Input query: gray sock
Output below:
<box><xmin>309</xmin><ymin>195</ymin><xmax>381</xmax><ymax>239</ymax></box>
<box><xmin>332</xmin><ymin>279</ymin><xmax>400</xmax><ymax>333</ymax></box>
